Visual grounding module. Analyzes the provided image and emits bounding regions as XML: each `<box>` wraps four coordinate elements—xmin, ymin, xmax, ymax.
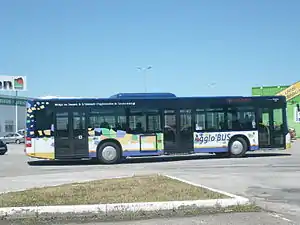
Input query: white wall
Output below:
<box><xmin>0</xmin><ymin>104</ymin><xmax>26</xmax><ymax>136</ymax></box>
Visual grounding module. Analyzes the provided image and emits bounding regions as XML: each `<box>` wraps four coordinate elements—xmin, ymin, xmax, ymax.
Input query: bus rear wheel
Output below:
<box><xmin>97</xmin><ymin>142</ymin><xmax>121</xmax><ymax>164</ymax></box>
<box><xmin>229</xmin><ymin>137</ymin><xmax>248</xmax><ymax>158</ymax></box>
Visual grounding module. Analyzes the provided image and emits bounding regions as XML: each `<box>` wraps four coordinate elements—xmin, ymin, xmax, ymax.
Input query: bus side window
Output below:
<box><xmin>89</xmin><ymin>108</ymin><xmax>126</xmax><ymax>133</ymax></box>
<box><xmin>147</xmin><ymin>114</ymin><xmax>161</xmax><ymax>132</ymax></box>
<box><xmin>195</xmin><ymin>109</ymin><xmax>205</xmax><ymax>131</ymax></box>
<box><xmin>273</xmin><ymin>108</ymin><xmax>283</xmax><ymax>131</ymax></box>
<box><xmin>227</xmin><ymin>111</ymin><xmax>242</xmax><ymax>130</ymax></box>
<box><xmin>228</xmin><ymin>108</ymin><xmax>256</xmax><ymax>131</ymax></box>
<box><xmin>100</xmin><ymin>121</ymin><xmax>110</xmax><ymax>129</ymax></box>
<box><xmin>243</xmin><ymin>112</ymin><xmax>256</xmax><ymax>129</ymax></box>
<box><xmin>129</xmin><ymin>109</ymin><xmax>146</xmax><ymax>134</ymax></box>
<box><xmin>206</xmin><ymin>109</ymin><xmax>225</xmax><ymax>131</ymax></box>
<box><xmin>128</xmin><ymin>109</ymin><xmax>161</xmax><ymax>134</ymax></box>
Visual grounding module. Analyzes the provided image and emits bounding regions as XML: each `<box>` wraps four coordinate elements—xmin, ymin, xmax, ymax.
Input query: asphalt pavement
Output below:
<box><xmin>0</xmin><ymin>141</ymin><xmax>299</xmax><ymax>224</ymax></box>
<box><xmin>65</xmin><ymin>212</ymin><xmax>294</xmax><ymax>225</ymax></box>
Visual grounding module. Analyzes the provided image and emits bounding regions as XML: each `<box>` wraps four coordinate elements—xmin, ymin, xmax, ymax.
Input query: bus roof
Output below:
<box><xmin>32</xmin><ymin>93</ymin><xmax>286</xmax><ymax>101</ymax></box>
<box><xmin>109</xmin><ymin>92</ymin><xmax>177</xmax><ymax>99</ymax></box>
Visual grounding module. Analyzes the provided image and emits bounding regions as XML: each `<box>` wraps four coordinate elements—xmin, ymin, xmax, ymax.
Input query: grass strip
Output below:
<box><xmin>0</xmin><ymin>174</ymin><xmax>227</xmax><ymax>207</ymax></box>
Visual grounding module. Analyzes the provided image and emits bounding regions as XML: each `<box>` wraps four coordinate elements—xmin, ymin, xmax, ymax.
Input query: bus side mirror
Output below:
<box><xmin>297</xmin><ymin>103</ymin><xmax>300</xmax><ymax>112</ymax></box>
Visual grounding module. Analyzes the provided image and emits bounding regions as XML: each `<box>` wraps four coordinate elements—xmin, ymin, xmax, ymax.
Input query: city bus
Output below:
<box><xmin>24</xmin><ymin>93</ymin><xmax>291</xmax><ymax>164</ymax></box>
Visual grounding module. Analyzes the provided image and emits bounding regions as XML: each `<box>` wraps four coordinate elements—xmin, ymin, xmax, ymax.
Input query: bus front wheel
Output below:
<box><xmin>97</xmin><ymin>142</ymin><xmax>121</xmax><ymax>164</ymax></box>
<box><xmin>229</xmin><ymin>137</ymin><xmax>248</xmax><ymax>158</ymax></box>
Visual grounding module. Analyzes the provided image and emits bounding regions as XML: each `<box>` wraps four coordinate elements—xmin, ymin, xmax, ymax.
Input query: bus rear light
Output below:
<box><xmin>26</xmin><ymin>137</ymin><xmax>32</xmax><ymax>148</ymax></box>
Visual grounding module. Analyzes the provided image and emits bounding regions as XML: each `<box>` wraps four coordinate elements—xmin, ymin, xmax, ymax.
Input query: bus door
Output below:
<box><xmin>179</xmin><ymin>109</ymin><xmax>194</xmax><ymax>153</ymax></box>
<box><xmin>54</xmin><ymin>110</ymin><xmax>89</xmax><ymax>159</ymax></box>
<box><xmin>257</xmin><ymin>108</ymin><xmax>285</xmax><ymax>148</ymax></box>
<box><xmin>163</xmin><ymin>109</ymin><xmax>194</xmax><ymax>154</ymax></box>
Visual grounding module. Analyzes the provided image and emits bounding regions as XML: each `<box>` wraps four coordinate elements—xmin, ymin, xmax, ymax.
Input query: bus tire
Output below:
<box><xmin>97</xmin><ymin>142</ymin><xmax>121</xmax><ymax>164</ymax></box>
<box><xmin>229</xmin><ymin>137</ymin><xmax>248</xmax><ymax>158</ymax></box>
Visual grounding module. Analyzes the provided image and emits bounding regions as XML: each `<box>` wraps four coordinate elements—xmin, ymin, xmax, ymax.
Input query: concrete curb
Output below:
<box><xmin>0</xmin><ymin>175</ymin><xmax>250</xmax><ymax>219</ymax></box>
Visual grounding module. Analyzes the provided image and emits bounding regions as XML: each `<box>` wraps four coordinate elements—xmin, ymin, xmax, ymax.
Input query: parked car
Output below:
<box><xmin>17</xmin><ymin>129</ymin><xmax>25</xmax><ymax>136</ymax></box>
<box><xmin>0</xmin><ymin>140</ymin><xmax>7</xmax><ymax>155</ymax></box>
<box><xmin>0</xmin><ymin>132</ymin><xmax>25</xmax><ymax>144</ymax></box>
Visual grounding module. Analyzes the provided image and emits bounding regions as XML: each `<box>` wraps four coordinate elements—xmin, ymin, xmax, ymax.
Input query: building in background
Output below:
<box><xmin>252</xmin><ymin>81</ymin><xmax>300</xmax><ymax>138</ymax></box>
<box><xmin>0</xmin><ymin>94</ymin><xmax>28</xmax><ymax>136</ymax></box>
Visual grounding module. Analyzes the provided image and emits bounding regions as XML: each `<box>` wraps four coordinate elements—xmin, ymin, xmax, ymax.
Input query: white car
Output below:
<box><xmin>0</xmin><ymin>132</ymin><xmax>25</xmax><ymax>144</ymax></box>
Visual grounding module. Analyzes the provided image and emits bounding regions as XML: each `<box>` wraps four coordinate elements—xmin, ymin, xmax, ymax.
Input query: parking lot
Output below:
<box><xmin>0</xmin><ymin>142</ymin><xmax>300</xmax><ymax>224</ymax></box>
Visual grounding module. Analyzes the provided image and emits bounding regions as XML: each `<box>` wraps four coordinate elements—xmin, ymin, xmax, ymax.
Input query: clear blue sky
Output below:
<box><xmin>0</xmin><ymin>0</ymin><xmax>299</xmax><ymax>98</ymax></box>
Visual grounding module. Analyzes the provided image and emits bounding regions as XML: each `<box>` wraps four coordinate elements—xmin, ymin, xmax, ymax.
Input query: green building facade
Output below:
<box><xmin>252</xmin><ymin>82</ymin><xmax>300</xmax><ymax>138</ymax></box>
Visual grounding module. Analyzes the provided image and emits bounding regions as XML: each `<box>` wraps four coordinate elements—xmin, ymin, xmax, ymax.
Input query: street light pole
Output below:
<box><xmin>137</xmin><ymin>66</ymin><xmax>152</xmax><ymax>93</ymax></box>
<box><xmin>15</xmin><ymin>90</ymin><xmax>18</xmax><ymax>133</ymax></box>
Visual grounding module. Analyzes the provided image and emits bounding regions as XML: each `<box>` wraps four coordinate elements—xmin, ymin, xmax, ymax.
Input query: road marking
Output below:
<box><xmin>269</xmin><ymin>212</ymin><xmax>294</xmax><ymax>223</ymax></box>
